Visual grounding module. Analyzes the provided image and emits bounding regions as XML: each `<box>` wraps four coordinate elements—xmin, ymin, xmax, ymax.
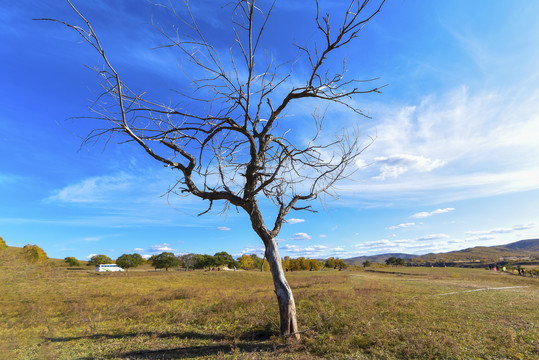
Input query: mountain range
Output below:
<box><xmin>344</xmin><ymin>238</ymin><xmax>539</xmax><ymax>265</ymax></box>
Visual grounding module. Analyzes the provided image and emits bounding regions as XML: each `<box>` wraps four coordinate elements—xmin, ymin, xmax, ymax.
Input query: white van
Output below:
<box><xmin>95</xmin><ymin>264</ymin><xmax>124</xmax><ymax>272</ymax></box>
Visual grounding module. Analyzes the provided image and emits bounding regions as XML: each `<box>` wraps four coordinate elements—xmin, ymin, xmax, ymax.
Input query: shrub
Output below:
<box><xmin>23</xmin><ymin>244</ymin><xmax>47</xmax><ymax>263</ymax></box>
<box><xmin>0</xmin><ymin>236</ymin><xmax>7</xmax><ymax>250</ymax></box>
<box><xmin>64</xmin><ymin>256</ymin><xmax>82</xmax><ymax>267</ymax></box>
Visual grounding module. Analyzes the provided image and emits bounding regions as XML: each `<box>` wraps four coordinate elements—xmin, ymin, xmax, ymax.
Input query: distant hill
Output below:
<box><xmin>344</xmin><ymin>253</ymin><xmax>417</xmax><ymax>265</ymax></box>
<box><xmin>345</xmin><ymin>238</ymin><xmax>539</xmax><ymax>265</ymax></box>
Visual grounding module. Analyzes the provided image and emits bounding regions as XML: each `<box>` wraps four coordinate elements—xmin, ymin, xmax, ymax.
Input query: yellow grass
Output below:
<box><xmin>1</xmin><ymin>248</ymin><xmax>538</xmax><ymax>359</ymax></box>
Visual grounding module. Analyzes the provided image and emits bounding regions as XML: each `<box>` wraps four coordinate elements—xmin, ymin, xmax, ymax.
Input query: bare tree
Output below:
<box><xmin>37</xmin><ymin>0</ymin><xmax>385</xmax><ymax>338</ymax></box>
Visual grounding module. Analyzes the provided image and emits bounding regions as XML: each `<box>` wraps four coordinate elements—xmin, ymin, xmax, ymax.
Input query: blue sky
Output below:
<box><xmin>1</xmin><ymin>0</ymin><xmax>538</xmax><ymax>261</ymax></box>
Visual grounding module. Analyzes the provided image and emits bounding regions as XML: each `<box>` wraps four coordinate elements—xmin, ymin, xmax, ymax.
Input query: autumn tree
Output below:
<box><xmin>39</xmin><ymin>0</ymin><xmax>385</xmax><ymax>338</ymax></box>
<box><xmin>0</xmin><ymin>236</ymin><xmax>7</xmax><ymax>251</ymax></box>
<box><xmin>23</xmin><ymin>244</ymin><xmax>48</xmax><ymax>263</ymax></box>
<box><xmin>238</xmin><ymin>254</ymin><xmax>255</xmax><ymax>269</ymax></box>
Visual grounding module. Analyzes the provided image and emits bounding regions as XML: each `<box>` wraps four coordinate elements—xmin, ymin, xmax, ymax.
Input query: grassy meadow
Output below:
<box><xmin>1</xmin><ymin>247</ymin><xmax>538</xmax><ymax>359</ymax></box>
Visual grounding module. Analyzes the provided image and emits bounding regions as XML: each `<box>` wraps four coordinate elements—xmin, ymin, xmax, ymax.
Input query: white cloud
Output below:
<box><xmin>417</xmin><ymin>234</ymin><xmax>451</xmax><ymax>241</ymax></box>
<box><xmin>48</xmin><ymin>172</ymin><xmax>134</xmax><ymax>203</ymax></box>
<box><xmin>133</xmin><ymin>248</ymin><xmax>144</xmax><ymax>252</ymax></box>
<box><xmin>372</xmin><ymin>154</ymin><xmax>445</xmax><ymax>180</ymax></box>
<box><xmin>150</xmin><ymin>243</ymin><xmax>176</xmax><ymax>252</ymax></box>
<box><xmin>339</xmin><ymin>85</ymin><xmax>539</xmax><ymax>203</ymax></box>
<box><xmin>86</xmin><ymin>253</ymin><xmax>98</xmax><ymax>259</ymax></box>
<box><xmin>387</xmin><ymin>222</ymin><xmax>415</xmax><ymax>230</ymax></box>
<box><xmin>410</xmin><ymin>208</ymin><xmax>454</xmax><ymax>219</ymax></box>
<box><xmin>465</xmin><ymin>223</ymin><xmax>535</xmax><ymax>237</ymax></box>
<box><xmin>217</xmin><ymin>226</ymin><xmax>231</xmax><ymax>231</ymax></box>
<box><xmin>319</xmin><ymin>234</ymin><xmax>327</xmax><ymax>238</ymax></box>
<box><xmin>280</xmin><ymin>244</ymin><xmax>328</xmax><ymax>257</ymax></box>
<box><xmin>287</xmin><ymin>218</ymin><xmax>305</xmax><ymax>224</ymax></box>
<box><xmin>292</xmin><ymin>232</ymin><xmax>312</xmax><ymax>241</ymax></box>
<box><xmin>82</xmin><ymin>236</ymin><xmax>101</xmax><ymax>242</ymax></box>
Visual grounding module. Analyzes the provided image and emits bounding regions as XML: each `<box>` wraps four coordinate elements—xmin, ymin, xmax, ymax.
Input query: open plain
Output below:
<box><xmin>1</xmin><ymin>248</ymin><xmax>538</xmax><ymax>360</ymax></box>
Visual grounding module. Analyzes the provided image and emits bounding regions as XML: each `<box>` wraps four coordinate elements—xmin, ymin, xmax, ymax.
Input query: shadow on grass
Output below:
<box><xmin>103</xmin><ymin>342</ymin><xmax>282</xmax><ymax>359</ymax></box>
<box><xmin>46</xmin><ymin>331</ymin><xmax>226</xmax><ymax>343</ymax></box>
<box><xmin>46</xmin><ymin>328</ymin><xmax>283</xmax><ymax>359</ymax></box>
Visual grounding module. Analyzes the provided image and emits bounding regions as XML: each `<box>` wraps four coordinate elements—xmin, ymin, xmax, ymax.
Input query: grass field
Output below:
<box><xmin>1</xmin><ymin>248</ymin><xmax>538</xmax><ymax>359</ymax></box>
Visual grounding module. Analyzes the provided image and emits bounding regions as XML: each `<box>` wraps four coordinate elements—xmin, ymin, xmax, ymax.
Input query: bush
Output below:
<box><xmin>0</xmin><ymin>236</ymin><xmax>7</xmax><ymax>250</ymax></box>
<box><xmin>87</xmin><ymin>254</ymin><xmax>113</xmax><ymax>266</ymax></box>
<box><xmin>64</xmin><ymin>256</ymin><xmax>82</xmax><ymax>267</ymax></box>
<box><xmin>23</xmin><ymin>244</ymin><xmax>47</xmax><ymax>263</ymax></box>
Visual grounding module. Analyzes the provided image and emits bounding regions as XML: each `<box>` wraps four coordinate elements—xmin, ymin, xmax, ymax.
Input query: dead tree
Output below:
<box><xmin>37</xmin><ymin>0</ymin><xmax>385</xmax><ymax>338</ymax></box>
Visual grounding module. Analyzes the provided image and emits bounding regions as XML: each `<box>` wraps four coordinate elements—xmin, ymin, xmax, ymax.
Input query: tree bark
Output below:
<box><xmin>246</xmin><ymin>202</ymin><xmax>299</xmax><ymax>339</ymax></box>
<box><xmin>265</xmin><ymin>236</ymin><xmax>299</xmax><ymax>339</ymax></box>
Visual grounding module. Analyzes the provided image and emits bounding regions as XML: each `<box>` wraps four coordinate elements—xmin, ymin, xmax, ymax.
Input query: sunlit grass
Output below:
<box><xmin>1</xmin><ymin>249</ymin><xmax>537</xmax><ymax>359</ymax></box>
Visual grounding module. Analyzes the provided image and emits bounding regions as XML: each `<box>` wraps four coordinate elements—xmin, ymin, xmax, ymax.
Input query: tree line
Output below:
<box><xmin>75</xmin><ymin>252</ymin><xmax>347</xmax><ymax>272</ymax></box>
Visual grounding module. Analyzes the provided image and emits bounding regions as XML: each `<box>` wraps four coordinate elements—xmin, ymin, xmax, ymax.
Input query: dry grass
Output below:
<box><xmin>1</xmin><ymin>248</ymin><xmax>538</xmax><ymax>359</ymax></box>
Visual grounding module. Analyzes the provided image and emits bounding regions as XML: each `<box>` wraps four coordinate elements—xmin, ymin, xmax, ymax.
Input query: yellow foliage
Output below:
<box><xmin>22</xmin><ymin>244</ymin><xmax>47</xmax><ymax>263</ymax></box>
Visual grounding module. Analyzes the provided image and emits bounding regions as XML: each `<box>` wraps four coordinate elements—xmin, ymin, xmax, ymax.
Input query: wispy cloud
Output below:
<box><xmin>287</xmin><ymin>218</ymin><xmax>305</xmax><ymax>224</ymax></box>
<box><xmin>150</xmin><ymin>243</ymin><xmax>176</xmax><ymax>252</ymax></box>
<box><xmin>291</xmin><ymin>232</ymin><xmax>312</xmax><ymax>241</ymax></box>
<box><xmin>280</xmin><ymin>244</ymin><xmax>328</xmax><ymax>257</ymax></box>
<box><xmin>465</xmin><ymin>223</ymin><xmax>536</xmax><ymax>237</ymax></box>
<box><xmin>371</xmin><ymin>154</ymin><xmax>445</xmax><ymax>180</ymax></box>
<box><xmin>410</xmin><ymin>208</ymin><xmax>454</xmax><ymax>219</ymax></box>
<box><xmin>217</xmin><ymin>226</ymin><xmax>231</xmax><ymax>231</ymax></box>
<box><xmin>387</xmin><ymin>222</ymin><xmax>415</xmax><ymax>230</ymax></box>
<box><xmin>47</xmin><ymin>172</ymin><xmax>134</xmax><ymax>203</ymax></box>
<box><xmin>417</xmin><ymin>234</ymin><xmax>450</xmax><ymax>241</ymax></box>
<box><xmin>339</xmin><ymin>85</ymin><xmax>539</xmax><ymax>204</ymax></box>
<box><xmin>82</xmin><ymin>236</ymin><xmax>102</xmax><ymax>242</ymax></box>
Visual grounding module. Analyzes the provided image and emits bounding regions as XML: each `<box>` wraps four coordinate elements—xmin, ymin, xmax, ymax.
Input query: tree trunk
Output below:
<box><xmin>265</xmin><ymin>237</ymin><xmax>300</xmax><ymax>339</ymax></box>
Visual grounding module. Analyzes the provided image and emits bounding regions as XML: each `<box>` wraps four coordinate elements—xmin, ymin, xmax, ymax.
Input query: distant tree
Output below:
<box><xmin>326</xmin><ymin>257</ymin><xmax>337</xmax><ymax>269</ymax></box>
<box><xmin>362</xmin><ymin>260</ymin><xmax>371</xmax><ymax>268</ymax></box>
<box><xmin>395</xmin><ymin>257</ymin><xmax>405</xmax><ymax>266</ymax></box>
<box><xmin>213</xmin><ymin>251</ymin><xmax>236</xmax><ymax>268</ymax></box>
<box><xmin>335</xmin><ymin>258</ymin><xmax>347</xmax><ymax>269</ymax></box>
<box><xmin>88</xmin><ymin>254</ymin><xmax>113</xmax><ymax>266</ymax></box>
<box><xmin>23</xmin><ymin>244</ymin><xmax>48</xmax><ymax>263</ymax></box>
<box><xmin>0</xmin><ymin>236</ymin><xmax>7</xmax><ymax>250</ymax></box>
<box><xmin>238</xmin><ymin>254</ymin><xmax>254</xmax><ymax>269</ymax></box>
<box><xmin>250</xmin><ymin>254</ymin><xmax>263</xmax><ymax>270</ymax></box>
<box><xmin>178</xmin><ymin>254</ymin><xmax>197</xmax><ymax>271</ymax></box>
<box><xmin>116</xmin><ymin>253</ymin><xmax>145</xmax><ymax>271</ymax></box>
<box><xmin>282</xmin><ymin>256</ymin><xmax>291</xmax><ymax>271</ymax></box>
<box><xmin>308</xmin><ymin>258</ymin><xmax>322</xmax><ymax>271</ymax></box>
<box><xmin>385</xmin><ymin>257</ymin><xmax>397</xmax><ymax>265</ymax></box>
<box><xmin>64</xmin><ymin>256</ymin><xmax>82</xmax><ymax>267</ymax></box>
<box><xmin>151</xmin><ymin>252</ymin><xmax>180</xmax><ymax>271</ymax></box>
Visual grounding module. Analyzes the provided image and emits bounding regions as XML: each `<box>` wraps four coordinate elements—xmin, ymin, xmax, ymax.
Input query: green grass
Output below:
<box><xmin>1</xmin><ymin>248</ymin><xmax>538</xmax><ymax>359</ymax></box>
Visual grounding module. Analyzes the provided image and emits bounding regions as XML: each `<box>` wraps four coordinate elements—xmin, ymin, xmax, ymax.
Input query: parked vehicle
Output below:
<box><xmin>95</xmin><ymin>264</ymin><xmax>124</xmax><ymax>272</ymax></box>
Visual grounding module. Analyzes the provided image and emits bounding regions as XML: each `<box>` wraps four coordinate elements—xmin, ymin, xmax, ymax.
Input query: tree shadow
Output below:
<box><xmin>102</xmin><ymin>342</ymin><xmax>282</xmax><ymax>359</ymax></box>
<box><xmin>46</xmin><ymin>328</ymin><xmax>285</xmax><ymax>359</ymax></box>
<box><xmin>46</xmin><ymin>331</ymin><xmax>226</xmax><ymax>343</ymax></box>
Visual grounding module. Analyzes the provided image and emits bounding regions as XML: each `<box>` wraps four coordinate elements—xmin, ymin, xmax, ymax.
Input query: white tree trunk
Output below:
<box><xmin>265</xmin><ymin>237</ymin><xmax>299</xmax><ymax>339</ymax></box>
